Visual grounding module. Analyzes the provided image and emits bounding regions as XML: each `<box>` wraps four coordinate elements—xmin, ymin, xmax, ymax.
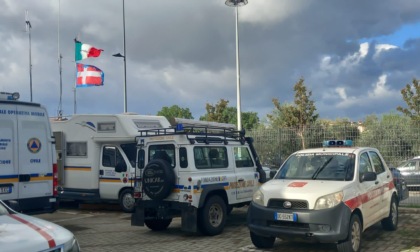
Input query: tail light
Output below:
<box><xmin>53</xmin><ymin>163</ymin><xmax>58</xmax><ymax>197</ymax></box>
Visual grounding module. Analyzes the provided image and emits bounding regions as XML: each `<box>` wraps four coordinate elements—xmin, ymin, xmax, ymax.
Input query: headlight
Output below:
<box><xmin>64</xmin><ymin>236</ymin><xmax>80</xmax><ymax>252</ymax></box>
<box><xmin>252</xmin><ymin>189</ymin><xmax>264</xmax><ymax>206</ymax></box>
<box><xmin>314</xmin><ymin>191</ymin><xmax>343</xmax><ymax>210</ymax></box>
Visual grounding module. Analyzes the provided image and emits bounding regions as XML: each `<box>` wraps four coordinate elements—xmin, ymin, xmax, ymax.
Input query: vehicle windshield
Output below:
<box><xmin>274</xmin><ymin>152</ymin><xmax>355</xmax><ymax>181</ymax></box>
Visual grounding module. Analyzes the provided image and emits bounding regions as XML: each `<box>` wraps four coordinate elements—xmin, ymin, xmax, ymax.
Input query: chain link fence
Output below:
<box><xmin>248</xmin><ymin>121</ymin><xmax>420</xmax><ymax>206</ymax></box>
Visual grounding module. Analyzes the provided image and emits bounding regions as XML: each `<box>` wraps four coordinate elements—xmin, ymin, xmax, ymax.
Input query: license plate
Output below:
<box><xmin>275</xmin><ymin>212</ymin><xmax>297</xmax><ymax>222</ymax></box>
<box><xmin>0</xmin><ymin>186</ymin><xmax>11</xmax><ymax>194</ymax></box>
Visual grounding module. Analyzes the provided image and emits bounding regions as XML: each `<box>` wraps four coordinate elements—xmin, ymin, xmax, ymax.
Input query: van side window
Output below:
<box><xmin>121</xmin><ymin>143</ymin><xmax>136</xmax><ymax>167</ymax></box>
<box><xmin>179</xmin><ymin>147</ymin><xmax>188</xmax><ymax>168</ymax></box>
<box><xmin>149</xmin><ymin>144</ymin><xmax>175</xmax><ymax>168</ymax></box>
<box><xmin>66</xmin><ymin>142</ymin><xmax>87</xmax><ymax>157</ymax></box>
<box><xmin>137</xmin><ymin>149</ymin><xmax>145</xmax><ymax>169</ymax></box>
<box><xmin>234</xmin><ymin>147</ymin><xmax>254</xmax><ymax>168</ymax></box>
<box><xmin>102</xmin><ymin>146</ymin><xmax>125</xmax><ymax>168</ymax></box>
<box><xmin>194</xmin><ymin>147</ymin><xmax>228</xmax><ymax>169</ymax></box>
<box><xmin>369</xmin><ymin>151</ymin><xmax>385</xmax><ymax>174</ymax></box>
<box><xmin>359</xmin><ymin>152</ymin><xmax>373</xmax><ymax>180</ymax></box>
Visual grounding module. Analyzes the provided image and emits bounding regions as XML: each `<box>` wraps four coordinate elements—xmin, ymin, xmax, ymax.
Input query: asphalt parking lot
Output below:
<box><xmin>35</xmin><ymin>202</ymin><xmax>420</xmax><ymax>252</ymax></box>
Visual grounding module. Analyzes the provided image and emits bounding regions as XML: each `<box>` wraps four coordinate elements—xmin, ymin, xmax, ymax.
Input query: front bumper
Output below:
<box><xmin>247</xmin><ymin>201</ymin><xmax>352</xmax><ymax>243</ymax></box>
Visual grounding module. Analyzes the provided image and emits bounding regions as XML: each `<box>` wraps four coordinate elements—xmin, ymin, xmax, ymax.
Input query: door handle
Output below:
<box><xmin>238</xmin><ymin>178</ymin><xmax>245</xmax><ymax>182</ymax></box>
<box><xmin>375</xmin><ymin>181</ymin><xmax>379</xmax><ymax>185</ymax></box>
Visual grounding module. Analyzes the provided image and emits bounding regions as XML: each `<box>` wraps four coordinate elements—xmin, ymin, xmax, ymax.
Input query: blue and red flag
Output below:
<box><xmin>76</xmin><ymin>63</ymin><xmax>104</xmax><ymax>88</ymax></box>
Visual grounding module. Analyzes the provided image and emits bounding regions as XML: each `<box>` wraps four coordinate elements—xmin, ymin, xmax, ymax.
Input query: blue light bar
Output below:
<box><xmin>176</xmin><ymin>123</ymin><xmax>184</xmax><ymax>131</ymax></box>
<box><xmin>323</xmin><ymin>140</ymin><xmax>353</xmax><ymax>147</ymax></box>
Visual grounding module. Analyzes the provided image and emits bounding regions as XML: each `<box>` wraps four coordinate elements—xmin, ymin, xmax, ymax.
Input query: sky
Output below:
<box><xmin>1</xmin><ymin>0</ymin><xmax>420</xmax><ymax>124</ymax></box>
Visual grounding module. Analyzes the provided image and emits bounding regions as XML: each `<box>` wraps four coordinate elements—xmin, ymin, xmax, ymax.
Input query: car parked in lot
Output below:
<box><xmin>390</xmin><ymin>167</ymin><xmax>409</xmax><ymax>202</ymax></box>
<box><xmin>397</xmin><ymin>156</ymin><xmax>420</xmax><ymax>190</ymax></box>
<box><xmin>0</xmin><ymin>200</ymin><xmax>80</xmax><ymax>252</ymax></box>
<box><xmin>247</xmin><ymin>140</ymin><xmax>399</xmax><ymax>252</ymax></box>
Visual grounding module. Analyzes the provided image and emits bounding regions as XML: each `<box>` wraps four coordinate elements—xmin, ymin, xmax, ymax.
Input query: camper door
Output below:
<box><xmin>99</xmin><ymin>145</ymin><xmax>133</xmax><ymax>199</ymax></box>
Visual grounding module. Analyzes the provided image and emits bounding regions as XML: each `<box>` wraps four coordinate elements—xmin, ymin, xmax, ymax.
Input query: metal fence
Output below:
<box><xmin>248</xmin><ymin>122</ymin><xmax>420</xmax><ymax>207</ymax></box>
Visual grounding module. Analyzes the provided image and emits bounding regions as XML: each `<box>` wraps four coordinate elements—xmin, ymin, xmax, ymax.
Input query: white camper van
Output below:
<box><xmin>0</xmin><ymin>92</ymin><xmax>57</xmax><ymax>213</ymax></box>
<box><xmin>50</xmin><ymin>114</ymin><xmax>170</xmax><ymax>212</ymax></box>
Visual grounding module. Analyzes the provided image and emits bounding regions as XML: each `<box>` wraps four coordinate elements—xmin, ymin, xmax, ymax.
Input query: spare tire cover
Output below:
<box><xmin>142</xmin><ymin>159</ymin><xmax>175</xmax><ymax>200</ymax></box>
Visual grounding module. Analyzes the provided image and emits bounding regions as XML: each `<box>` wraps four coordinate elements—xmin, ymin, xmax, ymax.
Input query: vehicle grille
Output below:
<box><xmin>268</xmin><ymin>220</ymin><xmax>309</xmax><ymax>229</ymax></box>
<box><xmin>268</xmin><ymin>199</ymin><xmax>308</xmax><ymax>209</ymax></box>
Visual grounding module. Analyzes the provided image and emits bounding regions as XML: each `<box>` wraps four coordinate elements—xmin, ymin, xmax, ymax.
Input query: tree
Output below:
<box><xmin>267</xmin><ymin>78</ymin><xmax>318</xmax><ymax>149</ymax></box>
<box><xmin>397</xmin><ymin>78</ymin><xmax>420</xmax><ymax>122</ymax></box>
<box><xmin>199</xmin><ymin>99</ymin><xmax>260</xmax><ymax>129</ymax></box>
<box><xmin>157</xmin><ymin>105</ymin><xmax>193</xmax><ymax>121</ymax></box>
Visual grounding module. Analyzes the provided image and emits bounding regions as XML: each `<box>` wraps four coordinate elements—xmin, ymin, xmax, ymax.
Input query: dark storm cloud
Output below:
<box><xmin>1</xmin><ymin>0</ymin><xmax>420</xmax><ymax>122</ymax></box>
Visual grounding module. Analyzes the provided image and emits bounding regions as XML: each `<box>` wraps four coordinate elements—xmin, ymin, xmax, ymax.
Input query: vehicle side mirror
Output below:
<box><xmin>361</xmin><ymin>171</ymin><xmax>377</xmax><ymax>182</ymax></box>
<box><xmin>115</xmin><ymin>162</ymin><xmax>127</xmax><ymax>173</ymax></box>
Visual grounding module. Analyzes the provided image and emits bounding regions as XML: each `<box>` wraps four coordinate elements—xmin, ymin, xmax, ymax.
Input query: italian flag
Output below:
<box><xmin>75</xmin><ymin>40</ymin><xmax>103</xmax><ymax>61</ymax></box>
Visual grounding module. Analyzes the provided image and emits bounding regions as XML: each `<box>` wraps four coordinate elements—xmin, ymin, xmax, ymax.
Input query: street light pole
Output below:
<box><xmin>113</xmin><ymin>0</ymin><xmax>128</xmax><ymax>113</ymax></box>
<box><xmin>25</xmin><ymin>10</ymin><xmax>33</xmax><ymax>102</ymax></box>
<box><xmin>122</xmin><ymin>0</ymin><xmax>127</xmax><ymax>113</ymax></box>
<box><xmin>225</xmin><ymin>0</ymin><xmax>248</xmax><ymax>130</ymax></box>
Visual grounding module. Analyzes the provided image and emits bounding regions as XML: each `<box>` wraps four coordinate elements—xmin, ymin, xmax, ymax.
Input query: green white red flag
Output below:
<box><xmin>75</xmin><ymin>40</ymin><xmax>103</xmax><ymax>61</ymax></box>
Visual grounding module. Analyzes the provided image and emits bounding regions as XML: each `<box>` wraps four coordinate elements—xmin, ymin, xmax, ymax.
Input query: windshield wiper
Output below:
<box><xmin>312</xmin><ymin>157</ymin><xmax>333</xmax><ymax>180</ymax></box>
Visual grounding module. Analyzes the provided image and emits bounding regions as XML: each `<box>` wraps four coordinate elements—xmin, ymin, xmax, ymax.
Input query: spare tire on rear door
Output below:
<box><xmin>142</xmin><ymin>159</ymin><xmax>175</xmax><ymax>200</ymax></box>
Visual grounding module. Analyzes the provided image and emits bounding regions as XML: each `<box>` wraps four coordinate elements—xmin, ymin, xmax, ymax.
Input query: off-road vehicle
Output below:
<box><xmin>131</xmin><ymin>119</ymin><xmax>267</xmax><ymax>235</ymax></box>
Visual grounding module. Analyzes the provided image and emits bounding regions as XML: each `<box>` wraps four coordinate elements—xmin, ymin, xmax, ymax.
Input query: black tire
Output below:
<box><xmin>119</xmin><ymin>188</ymin><xmax>135</xmax><ymax>213</ymax></box>
<box><xmin>198</xmin><ymin>195</ymin><xmax>227</xmax><ymax>236</ymax></box>
<box><xmin>337</xmin><ymin>214</ymin><xmax>362</xmax><ymax>252</ymax></box>
<box><xmin>250</xmin><ymin>231</ymin><xmax>275</xmax><ymax>249</ymax></box>
<box><xmin>142</xmin><ymin>159</ymin><xmax>175</xmax><ymax>200</ymax></box>
<box><xmin>144</xmin><ymin>219</ymin><xmax>172</xmax><ymax>231</ymax></box>
<box><xmin>381</xmin><ymin>196</ymin><xmax>398</xmax><ymax>231</ymax></box>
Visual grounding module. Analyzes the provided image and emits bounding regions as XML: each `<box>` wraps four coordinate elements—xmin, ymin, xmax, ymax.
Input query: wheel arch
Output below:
<box><xmin>198</xmin><ymin>186</ymin><xmax>228</xmax><ymax>209</ymax></box>
<box><xmin>352</xmin><ymin>208</ymin><xmax>364</xmax><ymax>231</ymax></box>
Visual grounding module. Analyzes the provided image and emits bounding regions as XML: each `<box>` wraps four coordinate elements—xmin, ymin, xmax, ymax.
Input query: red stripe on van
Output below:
<box><xmin>344</xmin><ymin>182</ymin><xmax>394</xmax><ymax>211</ymax></box>
<box><xmin>8</xmin><ymin>214</ymin><xmax>56</xmax><ymax>248</ymax></box>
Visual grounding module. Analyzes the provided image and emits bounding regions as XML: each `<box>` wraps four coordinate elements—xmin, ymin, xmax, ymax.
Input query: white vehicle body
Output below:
<box><xmin>247</xmin><ymin>141</ymin><xmax>399</xmax><ymax>252</ymax></box>
<box><xmin>0</xmin><ymin>199</ymin><xmax>80</xmax><ymax>252</ymax></box>
<box><xmin>131</xmin><ymin>119</ymin><xmax>268</xmax><ymax>235</ymax></box>
<box><xmin>0</xmin><ymin>92</ymin><xmax>57</xmax><ymax>213</ymax></box>
<box><xmin>50</xmin><ymin>114</ymin><xmax>170</xmax><ymax>212</ymax></box>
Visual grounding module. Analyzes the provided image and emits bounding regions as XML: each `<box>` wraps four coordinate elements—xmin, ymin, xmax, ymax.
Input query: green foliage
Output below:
<box><xmin>157</xmin><ymin>105</ymin><xmax>194</xmax><ymax>121</ymax></box>
<box><xmin>397</xmin><ymin>78</ymin><xmax>420</xmax><ymax>122</ymax></box>
<box><xmin>356</xmin><ymin>113</ymin><xmax>419</xmax><ymax>166</ymax></box>
<box><xmin>266</xmin><ymin>78</ymin><xmax>318</xmax><ymax>148</ymax></box>
<box><xmin>199</xmin><ymin>99</ymin><xmax>260</xmax><ymax>130</ymax></box>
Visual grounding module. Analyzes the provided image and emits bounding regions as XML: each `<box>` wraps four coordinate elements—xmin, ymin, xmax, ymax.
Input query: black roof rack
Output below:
<box><xmin>138</xmin><ymin>125</ymin><xmax>246</xmax><ymax>145</ymax></box>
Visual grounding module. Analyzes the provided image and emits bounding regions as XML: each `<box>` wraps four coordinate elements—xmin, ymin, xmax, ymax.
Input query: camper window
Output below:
<box><xmin>66</xmin><ymin>142</ymin><xmax>87</xmax><ymax>157</ymax></box>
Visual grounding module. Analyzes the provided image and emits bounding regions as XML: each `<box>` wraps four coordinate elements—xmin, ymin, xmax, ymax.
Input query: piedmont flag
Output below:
<box><xmin>76</xmin><ymin>63</ymin><xmax>104</xmax><ymax>88</ymax></box>
<box><xmin>75</xmin><ymin>39</ymin><xmax>103</xmax><ymax>61</ymax></box>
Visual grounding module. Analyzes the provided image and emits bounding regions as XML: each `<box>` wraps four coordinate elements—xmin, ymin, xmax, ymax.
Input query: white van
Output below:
<box><xmin>50</xmin><ymin>114</ymin><xmax>170</xmax><ymax>212</ymax></box>
<box><xmin>0</xmin><ymin>92</ymin><xmax>57</xmax><ymax>213</ymax></box>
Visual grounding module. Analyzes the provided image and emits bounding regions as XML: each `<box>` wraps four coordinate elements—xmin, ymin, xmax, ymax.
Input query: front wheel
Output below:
<box><xmin>381</xmin><ymin>196</ymin><xmax>398</xmax><ymax>231</ymax></box>
<box><xmin>250</xmin><ymin>231</ymin><xmax>275</xmax><ymax>249</ymax></box>
<box><xmin>144</xmin><ymin>219</ymin><xmax>172</xmax><ymax>231</ymax></box>
<box><xmin>198</xmin><ymin>195</ymin><xmax>227</xmax><ymax>236</ymax></box>
<box><xmin>337</xmin><ymin>214</ymin><xmax>362</xmax><ymax>252</ymax></box>
<box><xmin>119</xmin><ymin>188</ymin><xmax>135</xmax><ymax>213</ymax></box>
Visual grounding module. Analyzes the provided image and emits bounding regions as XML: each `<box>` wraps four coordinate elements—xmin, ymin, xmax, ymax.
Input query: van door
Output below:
<box><xmin>234</xmin><ymin>146</ymin><xmax>258</xmax><ymax>200</ymax></box>
<box><xmin>358</xmin><ymin>152</ymin><xmax>382</xmax><ymax>227</ymax></box>
<box><xmin>17</xmin><ymin>106</ymin><xmax>54</xmax><ymax>201</ymax></box>
<box><xmin>0</xmin><ymin>105</ymin><xmax>18</xmax><ymax>201</ymax></box>
<box><xmin>99</xmin><ymin>145</ymin><xmax>129</xmax><ymax>200</ymax></box>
